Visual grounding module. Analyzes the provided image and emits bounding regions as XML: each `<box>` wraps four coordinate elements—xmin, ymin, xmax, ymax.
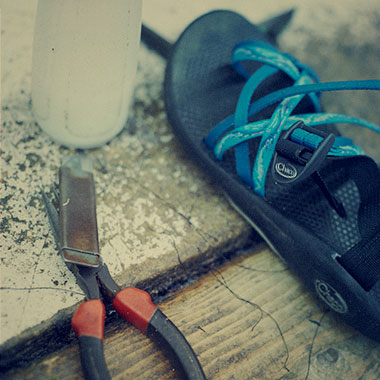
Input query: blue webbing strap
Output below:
<box><xmin>212</xmin><ymin>113</ymin><xmax>377</xmax><ymax>159</ymax></box>
<box><xmin>205</xmin><ymin>41</ymin><xmax>380</xmax><ymax>196</ymax></box>
<box><xmin>233</xmin><ymin>65</ymin><xmax>278</xmax><ymax>186</ymax></box>
<box><xmin>253</xmin><ymin>74</ymin><xmax>313</xmax><ymax>195</ymax></box>
<box><xmin>232</xmin><ymin>40</ymin><xmax>321</xmax><ymax>111</ymax></box>
<box><xmin>247</xmin><ymin>80</ymin><xmax>380</xmax><ymax>120</ymax></box>
<box><xmin>231</xmin><ymin>41</ymin><xmax>320</xmax><ymax>189</ymax></box>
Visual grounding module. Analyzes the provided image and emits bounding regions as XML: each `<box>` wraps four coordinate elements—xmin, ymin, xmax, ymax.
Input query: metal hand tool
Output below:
<box><xmin>42</xmin><ymin>155</ymin><xmax>206</xmax><ymax>380</ymax></box>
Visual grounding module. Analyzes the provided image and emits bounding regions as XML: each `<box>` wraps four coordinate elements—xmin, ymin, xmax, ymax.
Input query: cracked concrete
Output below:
<box><xmin>1</xmin><ymin>0</ymin><xmax>380</xmax><ymax>360</ymax></box>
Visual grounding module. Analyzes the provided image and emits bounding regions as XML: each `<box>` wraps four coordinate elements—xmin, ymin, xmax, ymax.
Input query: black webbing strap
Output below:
<box><xmin>338</xmin><ymin>227</ymin><xmax>380</xmax><ymax>291</ymax></box>
<box><xmin>335</xmin><ymin>157</ymin><xmax>380</xmax><ymax>291</ymax></box>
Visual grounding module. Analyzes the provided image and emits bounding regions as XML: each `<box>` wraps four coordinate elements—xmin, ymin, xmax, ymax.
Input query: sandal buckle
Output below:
<box><xmin>272</xmin><ymin>121</ymin><xmax>335</xmax><ymax>184</ymax></box>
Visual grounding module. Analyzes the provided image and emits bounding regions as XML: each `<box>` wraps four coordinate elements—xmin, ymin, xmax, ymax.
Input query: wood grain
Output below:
<box><xmin>6</xmin><ymin>244</ymin><xmax>380</xmax><ymax>380</ymax></box>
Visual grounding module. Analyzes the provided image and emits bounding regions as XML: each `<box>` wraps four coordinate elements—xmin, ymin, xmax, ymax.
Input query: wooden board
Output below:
<box><xmin>5</xmin><ymin>244</ymin><xmax>380</xmax><ymax>380</ymax></box>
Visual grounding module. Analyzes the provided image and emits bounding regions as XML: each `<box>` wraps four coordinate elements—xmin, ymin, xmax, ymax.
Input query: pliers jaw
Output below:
<box><xmin>59</xmin><ymin>155</ymin><xmax>101</xmax><ymax>268</ymax></box>
<box><xmin>41</xmin><ymin>187</ymin><xmax>120</xmax><ymax>301</ymax></box>
<box><xmin>41</xmin><ymin>182</ymin><xmax>100</xmax><ymax>268</ymax></box>
<box><xmin>41</xmin><ymin>188</ymin><xmax>100</xmax><ymax>298</ymax></box>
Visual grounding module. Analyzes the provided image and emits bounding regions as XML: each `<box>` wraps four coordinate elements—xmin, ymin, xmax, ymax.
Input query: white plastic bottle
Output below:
<box><xmin>32</xmin><ymin>0</ymin><xmax>142</xmax><ymax>148</ymax></box>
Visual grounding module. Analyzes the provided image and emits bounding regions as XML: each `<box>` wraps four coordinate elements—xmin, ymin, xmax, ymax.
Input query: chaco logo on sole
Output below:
<box><xmin>315</xmin><ymin>279</ymin><xmax>348</xmax><ymax>314</ymax></box>
<box><xmin>275</xmin><ymin>162</ymin><xmax>297</xmax><ymax>179</ymax></box>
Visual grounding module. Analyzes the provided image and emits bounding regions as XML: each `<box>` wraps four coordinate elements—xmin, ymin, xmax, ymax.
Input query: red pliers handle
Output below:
<box><xmin>72</xmin><ymin>287</ymin><xmax>205</xmax><ymax>380</ymax></box>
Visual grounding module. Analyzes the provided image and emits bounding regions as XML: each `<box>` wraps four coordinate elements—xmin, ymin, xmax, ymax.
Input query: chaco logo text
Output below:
<box><xmin>315</xmin><ymin>279</ymin><xmax>348</xmax><ymax>314</ymax></box>
<box><xmin>275</xmin><ymin>162</ymin><xmax>297</xmax><ymax>179</ymax></box>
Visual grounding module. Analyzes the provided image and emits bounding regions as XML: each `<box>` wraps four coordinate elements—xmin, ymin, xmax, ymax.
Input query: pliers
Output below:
<box><xmin>42</xmin><ymin>155</ymin><xmax>206</xmax><ymax>380</ymax></box>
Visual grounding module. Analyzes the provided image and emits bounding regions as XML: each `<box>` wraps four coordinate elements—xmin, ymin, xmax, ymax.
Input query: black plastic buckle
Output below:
<box><xmin>272</xmin><ymin>121</ymin><xmax>335</xmax><ymax>184</ymax></box>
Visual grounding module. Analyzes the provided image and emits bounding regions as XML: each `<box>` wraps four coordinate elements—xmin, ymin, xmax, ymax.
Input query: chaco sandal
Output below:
<box><xmin>164</xmin><ymin>10</ymin><xmax>380</xmax><ymax>340</ymax></box>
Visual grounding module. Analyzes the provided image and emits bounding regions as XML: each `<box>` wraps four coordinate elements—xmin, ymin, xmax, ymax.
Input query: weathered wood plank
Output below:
<box><xmin>6</xmin><ymin>244</ymin><xmax>380</xmax><ymax>380</ymax></box>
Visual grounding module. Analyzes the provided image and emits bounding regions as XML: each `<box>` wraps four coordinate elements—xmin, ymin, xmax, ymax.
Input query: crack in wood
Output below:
<box><xmin>304</xmin><ymin>311</ymin><xmax>328</xmax><ymax>380</ymax></box>
<box><xmin>211</xmin><ymin>269</ymin><xmax>291</xmax><ymax>374</ymax></box>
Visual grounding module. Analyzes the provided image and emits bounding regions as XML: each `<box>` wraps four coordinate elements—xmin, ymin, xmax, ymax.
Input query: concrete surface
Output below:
<box><xmin>1</xmin><ymin>0</ymin><xmax>379</xmax><ymax>361</ymax></box>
